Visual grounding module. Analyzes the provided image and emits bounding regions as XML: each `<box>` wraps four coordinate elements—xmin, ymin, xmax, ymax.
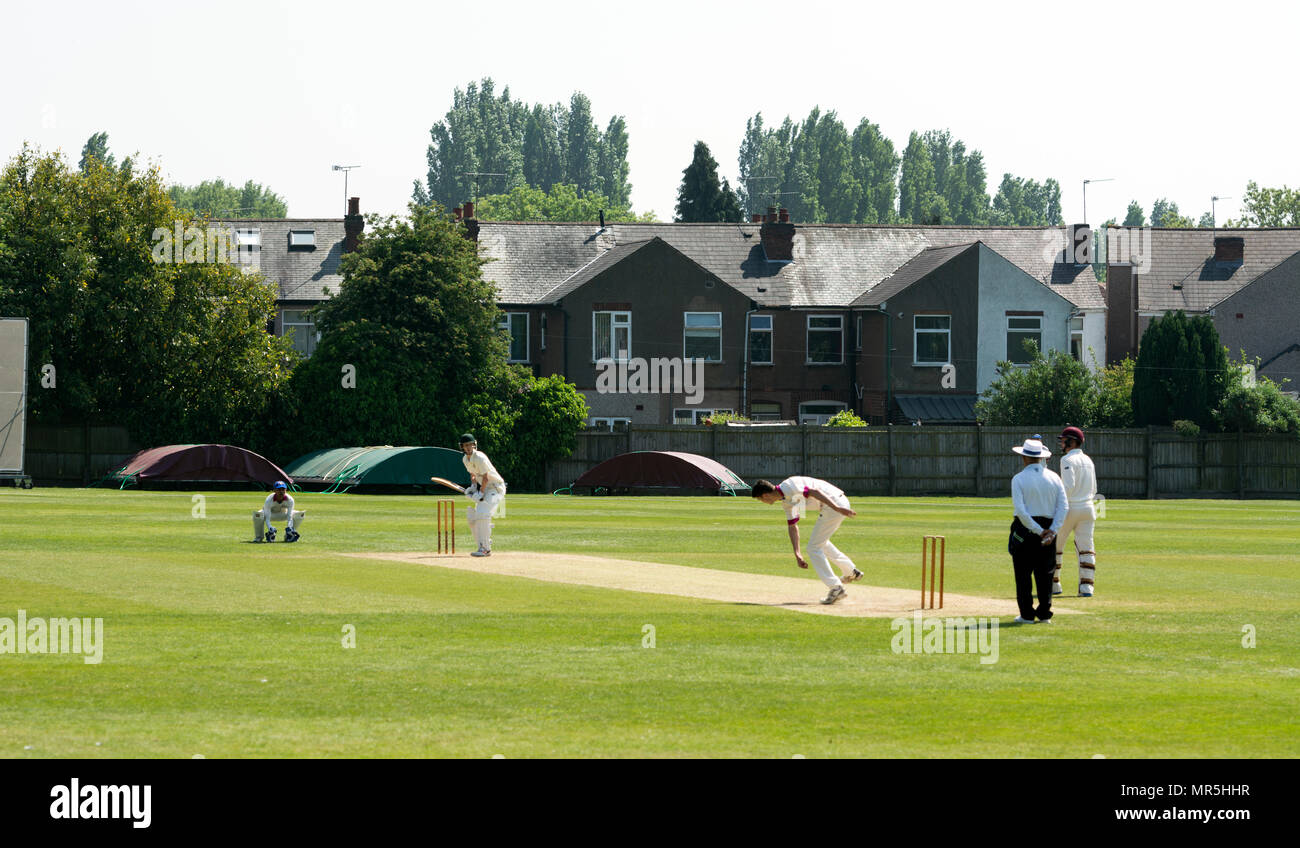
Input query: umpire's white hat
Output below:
<box><xmin>1011</xmin><ymin>436</ymin><xmax>1051</xmax><ymax>458</ymax></box>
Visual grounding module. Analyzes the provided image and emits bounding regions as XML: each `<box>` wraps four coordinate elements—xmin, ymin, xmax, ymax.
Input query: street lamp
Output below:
<box><xmin>332</xmin><ymin>165</ymin><xmax>360</xmax><ymax>216</ymax></box>
<box><xmin>1082</xmin><ymin>178</ymin><xmax>1114</xmax><ymax>224</ymax></box>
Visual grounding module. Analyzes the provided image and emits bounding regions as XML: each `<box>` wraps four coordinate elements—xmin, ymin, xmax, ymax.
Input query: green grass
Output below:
<box><xmin>0</xmin><ymin>488</ymin><xmax>1296</xmax><ymax>757</ymax></box>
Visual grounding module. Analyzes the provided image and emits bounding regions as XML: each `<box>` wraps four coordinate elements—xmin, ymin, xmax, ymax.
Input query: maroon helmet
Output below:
<box><xmin>1059</xmin><ymin>426</ymin><xmax>1085</xmax><ymax>445</ymax></box>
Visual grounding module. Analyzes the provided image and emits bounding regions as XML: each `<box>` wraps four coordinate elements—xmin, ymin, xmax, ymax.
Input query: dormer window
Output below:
<box><xmin>289</xmin><ymin>230</ymin><xmax>316</xmax><ymax>249</ymax></box>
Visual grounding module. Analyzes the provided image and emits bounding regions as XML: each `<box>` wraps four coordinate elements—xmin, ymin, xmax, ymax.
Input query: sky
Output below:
<box><xmin>4</xmin><ymin>0</ymin><xmax>1296</xmax><ymax>226</ymax></box>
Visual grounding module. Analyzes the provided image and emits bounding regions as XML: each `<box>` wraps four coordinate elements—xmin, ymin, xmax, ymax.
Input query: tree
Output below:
<box><xmin>1131</xmin><ymin>310</ymin><xmax>1232</xmax><ymax>429</ymax></box>
<box><xmin>1215</xmin><ymin>375</ymin><xmax>1300</xmax><ymax>435</ymax></box>
<box><xmin>1151</xmin><ymin>198</ymin><xmax>1192</xmax><ymax>228</ymax></box>
<box><xmin>1197</xmin><ymin>211</ymin><xmax>1215</xmax><ymax>228</ymax></box>
<box><xmin>849</xmin><ymin>118</ymin><xmax>899</xmax><ymax>224</ymax></box>
<box><xmin>899</xmin><ymin>132</ymin><xmax>940</xmax><ymax>223</ymax></box>
<box><xmin>1122</xmin><ymin>200</ymin><xmax>1146</xmax><ymax>227</ymax></box>
<box><xmin>991</xmin><ymin>174</ymin><xmax>1062</xmax><ymax>226</ymax></box>
<box><xmin>414</xmin><ymin>79</ymin><xmax>638</xmax><ymax>217</ymax></box>
<box><xmin>975</xmin><ymin>345</ymin><xmax>1096</xmax><ymax>425</ymax></box>
<box><xmin>169</xmin><ymin>178</ymin><xmax>287</xmax><ymax>217</ymax></box>
<box><xmin>0</xmin><ymin>145</ymin><xmax>291</xmax><ymax>447</ymax></box>
<box><xmin>1225</xmin><ymin>180</ymin><xmax>1300</xmax><ymax>227</ymax></box>
<box><xmin>475</xmin><ymin>183</ymin><xmax>656</xmax><ymax>222</ymax></box>
<box><xmin>78</xmin><ymin>131</ymin><xmax>116</xmax><ymax>172</ymax></box>
<box><xmin>675</xmin><ymin>141</ymin><xmax>741</xmax><ymax>223</ymax></box>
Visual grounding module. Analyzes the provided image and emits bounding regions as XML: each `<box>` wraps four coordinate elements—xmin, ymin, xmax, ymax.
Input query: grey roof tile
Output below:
<box><xmin>213</xmin><ymin>218</ymin><xmax>347</xmax><ymax>302</ymax></box>
<box><xmin>476</xmin><ymin>222</ymin><xmax>1106</xmax><ymax>310</ymax></box>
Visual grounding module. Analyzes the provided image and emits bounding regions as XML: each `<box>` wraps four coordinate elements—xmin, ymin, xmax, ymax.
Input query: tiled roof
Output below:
<box><xmin>851</xmin><ymin>243</ymin><xmax>977</xmax><ymax>307</ymax></box>
<box><xmin>475</xmin><ymin>222</ymin><xmax>1105</xmax><ymax>310</ymax></box>
<box><xmin>895</xmin><ymin>393</ymin><xmax>978</xmax><ymax>422</ymax></box>
<box><xmin>1135</xmin><ymin>228</ymin><xmax>1300</xmax><ymax>313</ymax></box>
<box><xmin>213</xmin><ymin>218</ymin><xmax>347</xmax><ymax>302</ymax></box>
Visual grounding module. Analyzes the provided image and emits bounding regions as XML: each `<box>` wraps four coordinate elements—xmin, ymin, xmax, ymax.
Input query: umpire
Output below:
<box><xmin>1007</xmin><ymin>436</ymin><xmax>1068</xmax><ymax>623</ymax></box>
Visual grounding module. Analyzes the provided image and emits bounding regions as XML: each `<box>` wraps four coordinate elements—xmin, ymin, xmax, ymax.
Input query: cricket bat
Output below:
<box><xmin>430</xmin><ymin>476</ymin><xmax>467</xmax><ymax>494</ymax></box>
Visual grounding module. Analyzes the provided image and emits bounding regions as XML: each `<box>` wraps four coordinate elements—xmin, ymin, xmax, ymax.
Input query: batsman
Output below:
<box><xmin>458</xmin><ymin>433</ymin><xmax>506</xmax><ymax>557</ymax></box>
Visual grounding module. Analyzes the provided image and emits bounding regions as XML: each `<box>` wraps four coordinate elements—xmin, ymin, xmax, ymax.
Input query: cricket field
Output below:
<box><xmin>1</xmin><ymin>489</ymin><xmax>1295</xmax><ymax>758</ymax></box>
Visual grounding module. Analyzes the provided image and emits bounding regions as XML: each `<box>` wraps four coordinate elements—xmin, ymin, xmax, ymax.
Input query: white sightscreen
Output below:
<box><xmin>0</xmin><ymin>318</ymin><xmax>29</xmax><ymax>473</ymax></box>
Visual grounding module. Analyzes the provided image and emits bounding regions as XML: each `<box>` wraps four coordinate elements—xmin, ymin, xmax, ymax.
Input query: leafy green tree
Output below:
<box><xmin>975</xmin><ymin>344</ymin><xmax>1096</xmax><ymax>425</ymax></box>
<box><xmin>849</xmin><ymin>118</ymin><xmax>898</xmax><ymax>223</ymax></box>
<box><xmin>1151</xmin><ymin>198</ymin><xmax>1192</xmax><ymax>227</ymax></box>
<box><xmin>825</xmin><ymin>409</ymin><xmax>868</xmax><ymax>427</ymax></box>
<box><xmin>564</xmin><ymin>92</ymin><xmax>600</xmax><ymax>192</ymax></box>
<box><xmin>78</xmin><ymin>131</ymin><xmax>115</xmax><ymax>172</ymax></box>
<box><xmin>1215</xmin><ymin>376</ymin><xmax>1300</xmax><ymax>435</ymax></box>
<box><xmin>0</xmin><ymin>145</ymin><xmax>291</xmax><ymax>447</ymax></box>
<box><xmin>475</xmin><ymin>183</ymin><xmax>656</xmax><ymax>222</ymax></box>
<box><xmin>522</xmin><ymin>103</ymin><xmax>564</xmax><ymax>192</ymax></box>
<box><xmin>675</xmin><ymin>141</ymin><xmax>741</xmax><ymax>223</ymax></box>
<box><xmin>1197</xmin><ymin>211</ymin><xmax>1215</xmax><ymax>228</ymax></box>
<box><xmin>498</xmin><ymin>374</ymin><xmax>592</xmax><ymax>489</ymax></box>
<box><xmin>1092</xmin><ymin>356</ymin><xmax>1136</xmax><ymax>427</ymax></box>
<box><xmin>899</xmin><ymin>132</ymin><xmax>941</xmax><ymax>223</ymax></box>
<box><xmin>597</xmin><ymin>115</ymin><xmax>631</xmax><ymax>208</ymax></box>
<box><xmin>1225</xmin><ymin>180</ymin><xmax>1300</xmax><ymax>227</ymax></box>
<box><xmin>169</xmin><ymin>178</ymin><xmax>287</xmax><ymax>217</ymax></box>
<box><xmin>990</xmin><ymin>174</ymin><xmax>1061</xmax><ymax>225</ymax></box>
<box><xmin>1122</xmin><ymin>200</ymin><xmax>1146</xmax><ymax>227</ymax></box>
<box><xmin>1132</xmin><ymin>310</ymin><xmax>1232</xmax><ymax>429</ymax></box>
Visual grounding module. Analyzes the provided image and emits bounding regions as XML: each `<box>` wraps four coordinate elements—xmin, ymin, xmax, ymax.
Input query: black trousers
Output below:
<box><xmin>1010</xmin><ymin>516</ymin><xmax>1055</xmax><ymax>621</ymax></box>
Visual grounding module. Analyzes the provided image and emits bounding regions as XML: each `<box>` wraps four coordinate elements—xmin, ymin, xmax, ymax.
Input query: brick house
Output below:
<box><xmin>471</xmin><ymin>211</ymin><xmax>1106</xmax><ymax>425</ymax></box>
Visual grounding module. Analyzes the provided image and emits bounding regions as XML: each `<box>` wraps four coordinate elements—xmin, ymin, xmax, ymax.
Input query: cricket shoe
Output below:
<box><xmin>842</xmin><ymin>569</ymin><xmax>864</xmax><ymax>583</ymax></box>
<box><xmin>1012</xmin><ymin>616</ymin><xmax>1033</xmax><ymax>624</ymax></box>
<box><xmin>264</xmin><ymin>527</ymin><xmax>276</xmax><ymax>542</ymax></box>
<box><xmin>1078</xmin><ymin>587</ymin><xmax>1094</xmax><ymax>598</ymax></box>
<box><xmin>1051</xmin><ymin>583</ymin><xmax>1062</xmax><ymax>595</ymax></box>
<box><xmin>470</xmin><ymin>548</ymin><xmax>491</xmax><ymax>557</ymax></box>
<box><xmin>820</xmin><ymin>585</ymin><xmax>847</xmax><ymax>605</ymax></box>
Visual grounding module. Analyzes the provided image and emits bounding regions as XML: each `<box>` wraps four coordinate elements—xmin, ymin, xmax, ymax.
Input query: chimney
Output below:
<box><xmin>453</xmin><ymin>205</ymin><xmax>463</xmax><ymax>221</ymax></box>
<box><xmin>751</xmin><ymin>213</ymin><xmax>763</xmax><ymax>224</ymax></box>
<box><xmin>459</xmin><ymin>200</ymin><xmax>479</xmax><ymax>242</ymax></box>
<box><xmin>599</xmin><ymin>209</ymin><xmax>605</xmax><ymax>229</ymax></box>
<box><xmin>463</xmin><ymin>200</ymin><xmax>475</xmax><ymax>220</ymax></box>
<box><xmin>778</xmin><ymin>208</ymin><xmax>790</xmax><ymax>223</ymax></box>
<box><xmin>343</xmin><ymin>197</ymin><xmax>363</xmax><ymax>252</ymax></box>
<box><xmin>761</xmin><ymin>210</ymin><xmax>795</xmax><ymax>262</ymax></box>
<box><xmin>1069</xmin><ymin>223</ymin><xmax>1091</xmax><ymax>265</ymax></box>
<box><xmin>1214</xmin><ymin>236</ymin><xmax>1244</xmax><ymax>263</ymax></box>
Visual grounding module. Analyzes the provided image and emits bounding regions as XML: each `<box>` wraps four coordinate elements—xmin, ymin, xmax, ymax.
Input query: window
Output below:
<box><xmin>1007</xmin><ymin>315</ymin><xmax>1043</xmax><ymax>364</ymax></box>
<box><xmin>540</xmin><ymin>313</ymin><xmax>548</xmax><ymax>350</ymax></box>
<box><xmin>288</xmin><ymin>229</ymin><xmax>315</xmax><ymax>248</ymax></box>
<box><xmin>806</xmin><ymin>315</ymin><xmax>843</xmax><ymax>364</ymax></box>
<box><xmin>749</xmin><ymin>315</ymin><xmax>773</xmax><ymax>364</ymax></box>
<box><xmin>1069</xmin><ymin>316</ymin><xmax>1084</xmax><ymax>361</ymax></box>
<box><xmin>855</xmin><ymin>316</ymin><xmax>863</xmax><ymax>352</ymax></box>
<box><xmin>914</xmin><ymin>315</ymin><xmax>951</xmax><ymax>365</ymax></box>
<box><xmin>281</xmin><ymin>309</ymin><xmax>318</xmax><ymax>357</ymax></box>
<box><xmin>593</xmin><ymin>311</ymin><xmax>631</xmax><ymax>361</ymax></box>
<box><xmin>499</xmin><ymin>313</ymin><xmax>529</xmax><ymax>363</ymax></box>
<box><xmin>684</xmin><ymin>312</ymin><xmax>722</xmax><ymax>362</ymax></box>
<box><xmin>673</xmin><ymin>408</ymin><xmax>733</xmax><ymax>425</ymax></box>
<box><xmin>234</xmin><ymin>228</ymin><xmax>261</xmax><ymax>270</ymax></box>
<box><xmin>798</xmin><ymin>401</ymin><xmax>847</xmax><ymax>425</ymax></box>
<box><xmin>235</xmin><ymin>228</ymin><xmax>261</xmax><ymax>247</ymax></box>
<box><xmin>589</xmin><ymin>417</ymin><xmax>630</xmax><ymax>431</ymax></box>
<box><xmin>750</xmin><ymin>402</ymin><xmax>781</xmax><ymax>421</ymax></box>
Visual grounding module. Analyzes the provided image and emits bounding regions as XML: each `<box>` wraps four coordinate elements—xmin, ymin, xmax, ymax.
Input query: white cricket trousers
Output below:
<box><xmin>1054</xmin><ymin>504</ymin><xmax>1096</xmax><ymax>590</ymax></box>
<box><xmin>465</xmin><ymin>485</ymin><xmax>505</xmax><ymax>551</ymax></box>
<box><xmin>807</xmin><ymin>496</ymin><xmax>859</xmax><ymax>589</ymax></box>
<box><xmin>253</xmin><ymin>509</ymin><xmax>305</xmax><ymax>540</ymax></box>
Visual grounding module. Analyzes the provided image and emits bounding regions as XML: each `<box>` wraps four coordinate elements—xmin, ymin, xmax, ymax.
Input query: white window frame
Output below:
<box><xmin>281</xmin><ymin>309</ymin><xmax>319</xmax><ymax>358</ymax></box>
<box><xmin>1006</xmin><ymin>314</ymin><xmax>1043</xmax><ymax>365</ymax></box>
<box><xmin>673</xmin><ymin>407</ymin><xmax>733</xmax><ymax>425</ymax></box>
<box><xmin>593</xmin><ymin>310</ymin><xmax>632</xmax><ymax>362</ymax></box>
<box><xmin>750</xmin><ymin>402</ymin><xmax>781</xmax><ymax>421</ymax></box>
<box><xmin>749</xmin><ymin>314</ymin><xmax>773</xmax><ymax>365</ymax></box>
<box><xmin>806</xmin><ymin>314</ymin><xmax>844</xmax><ymax>365</ymax></box>
<box><xmin>683</xmin><ymin>311</ymin><xmax>723</xmax><ymax>362</ymax></box>
<box><xmin>499</xmin><ymin>312</ymin><xmax>529</xmax><ymax>363</ymax></box>
<box><xmin>798</xmin><ymin>401</ymin><xmax>847</xmax><ymax>425</ymax></box>
<box><xmin>288</xmin><ymin>229</ymin><xmax>316</xmax><ymax>248</ymax></box>
<box><xmin>1069</xmin><ymin>316</ymin><xmax>1084</xmax><ymax>362</ymax></box>
<box><xmin>234</xmin><ymin>228</ymin><xmax>261</xmax><ymax>247</ymax></box>
<box><xmin>913</xmin><ymin>314</ymin><xmax>952</xmax><ymax>366</ymax></box>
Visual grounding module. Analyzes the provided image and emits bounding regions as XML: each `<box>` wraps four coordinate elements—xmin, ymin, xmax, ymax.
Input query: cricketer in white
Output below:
<box><xmin>1054</xmin><ymin>426</ymin><xmax>1098</xmax><ymax>596</ymax></box>
<box><xmin>752</xmin><ymin>476</ymin><xmax>862</xmax><ymax>605</ymax></box>
<box><xmin>459</xmin><ymin>433</ymin><xmax>505</xmax><ymax>556</ymax></box>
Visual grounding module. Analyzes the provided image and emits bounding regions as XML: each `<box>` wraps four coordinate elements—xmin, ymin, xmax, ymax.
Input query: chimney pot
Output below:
<box><xmin>760</xmin><ymin>217</ymin><xmax>796</xmax><ymax>262</ymax></box>
<box><xmin>778</xmin><ymin>208</ymin><xmax>790</xmax><ymax>223</ymax></box>
<box><xmin>453</xmin><ymin>206</ymin><xmax>463</xmax><ymax>221</ymax></box>
<box><xmin>464</xmin><ymin>200</ymin><xmax>476</xmax><ymax>220</ymax></box>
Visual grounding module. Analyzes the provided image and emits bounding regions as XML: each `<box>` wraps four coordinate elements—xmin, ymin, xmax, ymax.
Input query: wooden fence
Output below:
<box><xmin>548</xmin><ymin>425</ymin><xmax>1300</xmax><ymax>499</ymax></box>
<box><xmin>26</xmin><ymin>425</ymin><xmax>139</xmax><ymax>484</ymax></box>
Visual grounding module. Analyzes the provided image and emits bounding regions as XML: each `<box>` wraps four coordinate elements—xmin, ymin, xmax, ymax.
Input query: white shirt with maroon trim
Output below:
<box><xmin>776</xmin><ymin>476</ymin><xmax>846</xmax><ymax>524</ymax></box>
